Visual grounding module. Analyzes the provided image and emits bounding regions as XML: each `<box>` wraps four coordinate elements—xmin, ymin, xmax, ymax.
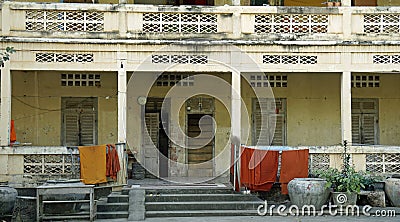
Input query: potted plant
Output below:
<box><xmin>316</xmin><ymin>141</ymin><xmax>364</xmax><ymax>206</ymax></box>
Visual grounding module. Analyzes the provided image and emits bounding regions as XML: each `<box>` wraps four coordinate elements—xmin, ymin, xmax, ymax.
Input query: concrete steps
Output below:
<box><xmin>146</xmin><ymin>193</ymin><xmax>260</xmax><ymax>202</ymax></box>
<box><xmin>145</xmin><ymin>187</ymin><xmax>263</xmax><ymax>217</ymax></box>
<box><xmin>96</xmin><ymin>186</ymin><xmax>264</xmax><ymax>219</ymax></box>
<box><xmin>96</xmin><ymin>192</ymin><xmax>129</xmax><ymax>220</ymax></box>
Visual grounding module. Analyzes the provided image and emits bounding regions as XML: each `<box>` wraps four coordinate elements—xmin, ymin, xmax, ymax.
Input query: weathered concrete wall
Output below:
<box><xmin>352</xmin><ymin>73</ymin><xmax>400</xmax><ymax>145</ymax></box>
<box><xmin>242</xmin><ymin>73</ymin><xmax>342</xmax><ymax>146</ymax></box>
<box><xmin>11</xmin><ymin>71</ymin><xmax>118</xmax><ymax>146</ymax></box>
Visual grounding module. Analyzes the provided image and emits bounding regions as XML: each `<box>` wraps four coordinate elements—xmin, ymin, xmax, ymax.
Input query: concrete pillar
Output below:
<box><xmin>0</xmin><ymin>62</ymin><xmax>11</xmax><ymax>146</ymax></box>
<box><xmin>341</xmin><ymin>0</ymin><xmax>351</xmax><ymax>6</ymax></box>
<box><xmin>128</xmin><ymin>188</ymin><xmax>145</xmax><ymax>221</ymax></box>
<box><xmin>232</xmin><ymin>0</ymin><xmax>241</xmax><ymax>5</ymax></box>
<box><xmin>117</xmin><ymin>54</ymin><xmax>127</xmax><ymax>144</ymax></box>
<box><xmin>341</xmin><ymin>71</ymin><xmax>352</xmax><ymax>144</ymax></box>
<box><xmin>342</xmin><ymin>8</ymin><xmax>352</xmax><ymax>39</ymax></box>
<box><xmin>118</xmin><ymin>8</ymin><xmax>127</xmax><ymax>38</ymax></box>
<box><xmin>231</xmin><ymin>69</ymin><xmax>241</xmax><ymax>147</ymax></box>
<box><xmin>1</xmin><ymin>2</ymin><xmax>10</xmax><ymax>36</ymax></box>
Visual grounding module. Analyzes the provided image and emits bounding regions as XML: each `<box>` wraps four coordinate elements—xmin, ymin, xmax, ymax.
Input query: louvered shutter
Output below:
<box><xmin>253</xmin><ymin>98</ymin><xmax>286</xmax><ymax>146</ymax></box>
<box><xmin>362</xmin><ymin>114</ymin><xmax>377</xmax><ymax>145</ymax></box>
<box><xmin>270</xmin><ymin>114</ymin><xmax>285</xmax><ymax>145</ymax></box>
<box><xmin>62</xmin><ymin>97</ymin><xmax>97</xmax><ymax>146</ymax></box>
<box><xmin>351</xmin><ymin>99</ymin><xmax>378</xmax><ymax>145</ymax></box>
<box><xmin>64</xmin><ymin>113</ymin><xmax>79</xmax><ymax>146</ymax></box>
<box><xmin>80</xmin><ymin>113</ymin><xmax>96</xmax><ymax>145</ymax></box>
<box><xmin>352</xmin><ymin>114</ymin><xmax>361</xmax><ymax>144</ymax></box>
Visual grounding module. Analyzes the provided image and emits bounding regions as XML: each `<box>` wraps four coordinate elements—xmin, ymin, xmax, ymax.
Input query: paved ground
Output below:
<box><xmin>96</xmin><ymin>215</ymin><xmax>400</xmax><ymax>222</ymax></box>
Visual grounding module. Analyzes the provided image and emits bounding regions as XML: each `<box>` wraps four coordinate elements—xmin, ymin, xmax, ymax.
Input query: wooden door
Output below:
<box><xmin>187</xmin><ymin>114</ymin><xmax>214</xmax><ymax>177</ymax></box>
<box><xmin>144</xmin><ymin>113</ymin><xmax>159</xmax><ymax>177</ymax></box>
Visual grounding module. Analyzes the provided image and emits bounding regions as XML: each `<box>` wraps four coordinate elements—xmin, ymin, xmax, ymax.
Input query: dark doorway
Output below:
<box><xmin>145</xmin><ymin>98</ymin><xmax>170</xmax><ymax>178</ymax></box>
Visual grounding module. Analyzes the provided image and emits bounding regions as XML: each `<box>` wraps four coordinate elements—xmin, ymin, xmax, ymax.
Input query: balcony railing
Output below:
<box><xmin>1</xmin><ymin>145</ymin><xmax>399</xmax><ymax>187</ymax></box>
<box><xmin>2</xmin><ymin>3</ymin><xmax>400</xmax><ymax>41</ymax></box>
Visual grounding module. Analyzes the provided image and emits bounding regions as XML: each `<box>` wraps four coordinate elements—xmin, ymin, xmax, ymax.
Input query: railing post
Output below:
<box><xmin>342</xmin><ymin>7</ymin><xmax>353</xmax><ymax>39</ymax></box>
<box><xmin>117</xmin><ymin>52</ymin><xmax>127</xmax><ymax>144</ymax></box>
<box><xmin>0</xmin><ymin>61</ymin><xmax>11</xmax><ymax>146</ymax></box>
<box><xmin>118</xmin><ymin>6</ymin><xmax>127</xmax><ymax>38</ymax></box>
<box><xmin>1</xmin><ymin>2</ymin><xmax>10</xmax><ymax>36</ymax></box>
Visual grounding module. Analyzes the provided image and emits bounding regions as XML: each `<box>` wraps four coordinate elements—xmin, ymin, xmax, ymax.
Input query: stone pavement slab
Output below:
<box><xmin>96</xmin><ymin>215</ymin><xmax>400</xmax><ymax>222</ymax></box>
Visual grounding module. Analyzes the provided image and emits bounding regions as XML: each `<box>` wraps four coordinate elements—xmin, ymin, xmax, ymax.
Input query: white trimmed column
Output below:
<box><xmin>231</xmin><ymin>70</ymin><xmax>241</xmax><ymax>146</ymax></box>
<box><xmin>0</xmin><ymin>62</ymin><xmax>11</xmax><ymax>146</ymax></box>
<box><xmin>341</xmin><ymin>71</ymin><xmax>352</xmax><ymax>143</ymax></box>
<box><xmin>117</xmin><ymin>55</ymin><xmax>127</xmax><ymax>143</ymax></box>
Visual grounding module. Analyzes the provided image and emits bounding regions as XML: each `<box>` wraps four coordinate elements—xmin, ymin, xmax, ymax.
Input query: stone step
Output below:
<box><xmin>146</xmin><ymin>210</ymin><xmax>259</xmax><ymax>217</ymax></box>
<box><xmin>96</xmin><ymin>211</ymin><xmax>129</xmax><ymax>219</ymax></box>
<box><xmin>97</xmin><ymin>202</ymin><xmax>129</xmax><ymax>212</ymax></box>
<box><xmin>145</xmin><ymin>193</ymin><xmax>261</xmax><ymax>202</ymax></box>
<box><xmin>107</xmin><ymin>194</ymin><xmax>129</xmax><ymax>203</ymax></box>
<box><xmin>145</xmin><ymin>201</ymin><xmax>264</xmax><ymax>211</ymax></box>
<box><xmin>145</xmin><ymin>188</ymin><xmax>235</xmax><ymax>195</ymax></box>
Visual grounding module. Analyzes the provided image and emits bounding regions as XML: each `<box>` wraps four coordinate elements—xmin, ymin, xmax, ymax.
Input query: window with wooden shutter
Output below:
<box><xmin>253</xmin><ymin>98</ymin><xmax>286</xmax><ymax>146</ymax></box>
<box><xmin>62</xmin><ymin>97</ymin><xmax>97</xmax><ymax>146</ymax></box>
<box><xmin>351</xmin><ymin>99</ymin><xmax>379</xmax><ymax>145</ymax></box>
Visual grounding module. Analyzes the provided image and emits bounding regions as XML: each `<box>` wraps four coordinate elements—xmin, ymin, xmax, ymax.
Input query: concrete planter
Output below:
<box><xmin>385</xmin><ymin>178</ymin><xmax>400</xmax><ymax>207</ymax></box>
<box><xmin>0</xmin><ymin>185</ymin><xmax>18</xmax><ymax>215</ymax></box>
<box><xmin>288</xmin><ymin>178</ymin><xmax>330</xmax><ymax>210</ymax></box>
<box><xmin>332</xmin><ymin>192</ymin><xmax>357</xmax><ymax>206</ymax></box>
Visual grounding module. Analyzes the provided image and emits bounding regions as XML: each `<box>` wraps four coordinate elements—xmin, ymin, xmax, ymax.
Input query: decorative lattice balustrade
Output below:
<box><xmin>23</xmin><ymin>154</ymin><xmax>80</xmax><ymax>177</ymax></box>
<box><xmin>255</xmin><ymin>14</ymin><xmax>328</xmax><ymax>34</ymax></box>
<box><xmin>363</xmin><ymin>14</ymin><xmax>400</xmax><ymax>34</ymax></box>
<box><xmin>142</xmin><ymin>13</ymin><xmax>217</xmax><ymax>33</ymax></box>
<box><xmin>366</xmin><ymin>153</ymin><xmax>400</xmax><ymax>174</ymax></box>
<box><xmin>25</xmin><ymin>10</ymin><xmax>104</xmax><ymax>32</ymax></box>
<box><xmin>36</xmin><ymin>53</ymin><xmax>94</xmax><ymax>63</ymax></box>
<box><xmin>309</xmin><ymin>153</ymin><xmax>330</xmax><ymax>174</ymax></box>
<box><xmin>263</xmin><ymin>55</ymin><xmax>318</xmax><ymax>64</ymax></box>
<box><xmin>152</xmin><ymin>54</ymin><xmax>208</xmax><ymax>64</ymax></box>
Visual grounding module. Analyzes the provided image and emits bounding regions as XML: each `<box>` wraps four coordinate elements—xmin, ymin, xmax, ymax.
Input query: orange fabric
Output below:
<box><xmin>251</xmin><ymin>149</ymin><xmax>279</xmax><ymax>191</ymax></box>
<box><xmin>279</xmin><ymin>149</ymin><xmax>309</xmax><ymax>194</ymax></box>
<box><xmin>240</xmin><ymin>146</ymin><xmax>279</xmax><ymax>191</ymax></box>
<box><xmin>10</xmin><ymin>120</ymin><xmax>16</xmax><ymax>143</ymax></box>
<box><xmin>240</xmin><ymin>146</ymin><xmax>254</xmax><ymax>188</ymax></box>
<box><xmin>79</xmin><ymin>145</ymin><xmax>107</xmax><ymax>184</ymax></box>
<box><xmin>106</xmin><ymin>144</ymin><xmax>121</xmax><ymax>181</ymax></box>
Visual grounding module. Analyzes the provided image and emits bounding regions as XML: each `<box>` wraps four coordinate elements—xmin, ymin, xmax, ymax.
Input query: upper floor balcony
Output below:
<box><xmin>2</xmin><ymin>2</ymin><xmax>400</xmax><ymax>43</ymax></box>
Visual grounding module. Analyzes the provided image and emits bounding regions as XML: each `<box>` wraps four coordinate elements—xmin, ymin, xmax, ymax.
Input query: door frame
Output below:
<box><xmin>141</xmin><ymin>97</ymin><xmax>171</xmax><ymax>178</ymax></box>
<box><xmin>185</xmin><ymin>97</ymin><xmax>215</xmax><ymax>177</ymax></box>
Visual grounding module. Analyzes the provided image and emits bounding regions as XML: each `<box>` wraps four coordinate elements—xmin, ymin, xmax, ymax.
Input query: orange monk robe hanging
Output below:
<box><xmin>106</xmin><ymin>144</ymin><xmax>121</xmax><ymax>181</ymax></box>
<box><xmin>79</xmin><ymin>145</ymin><xmax>107</xmax><ymax>184</ymax></box>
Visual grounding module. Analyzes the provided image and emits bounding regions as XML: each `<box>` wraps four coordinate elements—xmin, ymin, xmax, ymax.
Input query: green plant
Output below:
<box><xmin>315</xmin><ymin>140</ymin><xmax>365</xmax><ymax>193</ymax></box>
<box><xmin>0</xmin><ymin>47</ymin><xmax>16</xmax><ymax>66</ymax></box>
<box><xmin>316</xmin><ymin>167</ymin><xmax>364</xmax><ymax>193</ymax></box>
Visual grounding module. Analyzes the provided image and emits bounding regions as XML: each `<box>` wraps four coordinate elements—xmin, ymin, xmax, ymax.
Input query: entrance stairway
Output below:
<box><xmin>96</xmin><ymin>185</ymin><xmax>264</xmax><ymax>219</ymax></box>
<box><xmin>96</xmin><ymin>191</ymin><xmax>129</xmax><ymax>219</ymax></box>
